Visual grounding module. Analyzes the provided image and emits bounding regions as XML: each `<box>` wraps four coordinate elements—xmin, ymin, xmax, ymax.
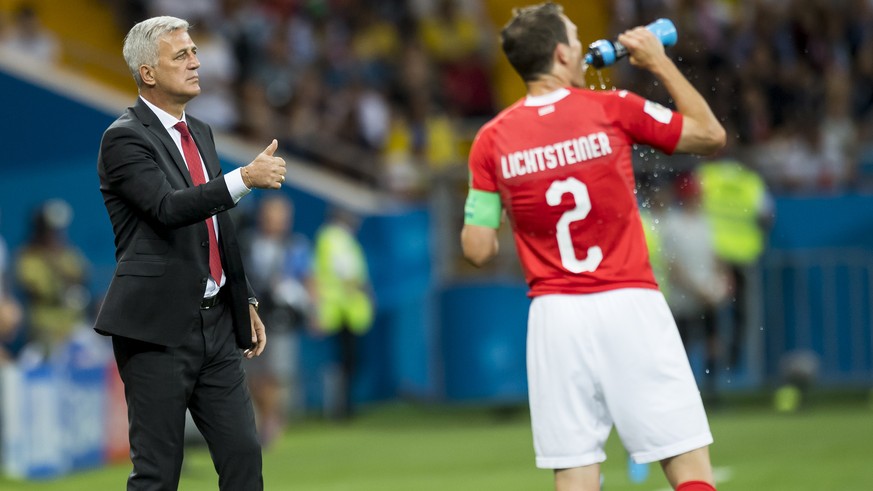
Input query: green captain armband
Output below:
<box><xmin>464</xmin><ymin>189</ymin><xmax>502</xmax><ymax>228</ymax></box>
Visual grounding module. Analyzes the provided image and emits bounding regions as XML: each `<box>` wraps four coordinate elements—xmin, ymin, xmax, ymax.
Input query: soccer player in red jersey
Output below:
<box><xmin>461</xmin><ymin>3</ymin><xmax>725</xmax><ymax>491</ymax></box>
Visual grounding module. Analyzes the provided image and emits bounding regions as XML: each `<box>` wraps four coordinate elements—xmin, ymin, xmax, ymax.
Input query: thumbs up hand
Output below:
<box><xmin>262</xmin><ymin>139</ymin><xmax>278</xmax><ymax>156</ymax></box>
<box><xmin>242</xmin><ymin>139</ymin><xmax>287</xmax><ymax>189</ymax></box>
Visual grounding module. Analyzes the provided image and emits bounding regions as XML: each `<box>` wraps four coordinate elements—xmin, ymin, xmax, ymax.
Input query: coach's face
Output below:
<box><xmin>147</xmin><ymin>29</ymin><xmax>201</xmax><ymax>103</ymax></box>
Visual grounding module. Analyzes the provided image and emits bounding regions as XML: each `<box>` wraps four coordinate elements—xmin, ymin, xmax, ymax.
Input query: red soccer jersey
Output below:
<box><xmin>468</xmin><ymin>87</ymin><xmax>683</xmax><ymax>296</ymax></box>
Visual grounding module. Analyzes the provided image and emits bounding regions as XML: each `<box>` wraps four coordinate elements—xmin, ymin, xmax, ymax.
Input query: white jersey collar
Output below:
<box><xmin>524</xmin><ymin>88</ymin><xmax>571</xmax><ymax>107</ymax></box>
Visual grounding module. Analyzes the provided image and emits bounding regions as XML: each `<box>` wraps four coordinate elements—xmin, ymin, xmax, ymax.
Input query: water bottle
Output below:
<box><xmin>627</xmin><ymin>455</ymin><xmax>650</xmax><ymax>483</ymax></box>
<box><xmin>584</xmin><ymin>18</ymin><xmax>677</xmax><ymax>69</ymax></box>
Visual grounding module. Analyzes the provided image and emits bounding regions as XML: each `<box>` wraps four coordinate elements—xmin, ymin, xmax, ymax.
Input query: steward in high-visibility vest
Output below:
<box><xmin>696</xmin><ymin>160</ymin><xmax>770</xmax><ymax>265</ymax></box>
<box><xmin>313</xmin><ymin>214</ymin><xmax>373</xmax><ymax>335</ymax></box>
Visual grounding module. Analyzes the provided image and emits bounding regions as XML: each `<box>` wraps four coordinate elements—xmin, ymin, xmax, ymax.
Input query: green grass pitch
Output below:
<box><xmin>4</xmin><ymin>394</ymin><xmax>872</xmax><ymax>490</ymax></box>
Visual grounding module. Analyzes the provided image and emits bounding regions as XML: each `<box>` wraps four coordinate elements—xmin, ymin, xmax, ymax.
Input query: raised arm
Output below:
<box><xmin>618</xmin><ymin>27</ymin><xmax>726</xmax><ymax>155</ymax></box>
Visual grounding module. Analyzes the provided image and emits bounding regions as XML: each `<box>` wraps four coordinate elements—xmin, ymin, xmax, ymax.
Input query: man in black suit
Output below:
<box><xmin>95</xmin><ymin>16</ymin><xmax>287</xmax><ymax>490</ymax></box>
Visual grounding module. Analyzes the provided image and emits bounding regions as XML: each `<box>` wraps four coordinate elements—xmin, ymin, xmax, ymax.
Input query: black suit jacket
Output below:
<box><xmin>95</xmin><ymin>98</ymin><xmax>254</xmax><ymax>349</ymax></box>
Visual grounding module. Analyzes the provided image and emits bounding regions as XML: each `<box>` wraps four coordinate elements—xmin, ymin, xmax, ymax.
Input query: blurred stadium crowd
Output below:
<box><xmin>612</xmin><ymin>0</ymin><xmax>873</xmax><ymax>194</ymax></box>
<box><xmin>108</xmin><ymin>0</ymin><xmax>873</xmax><ymax>197</ymax></box>
<box><xmin>106</xmin><ymin>0</ymin><xmax>499</xmax><ymax>198</ymax></box>
<box><xmin>5</xmin><ymin>0</ymin><xmax>873</xmax><ymax>196</ymax></box>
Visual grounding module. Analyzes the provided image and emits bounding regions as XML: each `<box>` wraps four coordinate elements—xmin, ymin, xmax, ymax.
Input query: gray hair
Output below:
<box><xmin>122</xmin><ymin>16</ymin><xmax>189</xmax><ymax>88</ymax></box>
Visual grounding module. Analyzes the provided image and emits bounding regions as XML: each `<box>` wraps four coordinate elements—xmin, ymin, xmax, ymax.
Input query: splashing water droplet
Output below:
<box><xmin>596</xmin><ymin>71</ymin><xmax>608</xmax><ymax>91</ymax></box>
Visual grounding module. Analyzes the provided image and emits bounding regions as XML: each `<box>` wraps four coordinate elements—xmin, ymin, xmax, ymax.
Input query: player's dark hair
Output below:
<box><xmin>500</xmin><ymin>2</ymin><xmax>569</xmax><ymax>82</ymax></box>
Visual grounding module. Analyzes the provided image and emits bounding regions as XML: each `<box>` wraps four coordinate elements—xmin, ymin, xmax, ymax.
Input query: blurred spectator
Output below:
<box><xmin>0</xmin><ymin>3</ymin><xmax>60</xmax><ymax>63</ymax></box>
<box><xmin>105</xmin><ymin>0</ymin><xmax>149</xmax><ymax>31</ymax></box>
<box><xmin>357</xmin><ymin>82</ymin><xmax>392</xmax><ymax>151</ymax></box>
<box><xmin>242</xmin><ymin>20</ymin><xmax>297</xmax><ymax>141</ymax></box>
<box><xmin>758</xmin><ymin>117</ymin><xmax>842</xmax><ymax>193</ymax></box>
<box><xmin>855</xmin><ymin>116</ymin><xmax>873</xmax><ymax>191</ymax></box>
<box><xmin>606</xmin><ymin>0</ymin><xmax>873</xmax><ymax>195</ymax></box>
<box><xmin>382</xmin><ymin>102</ymin><xmax>425</xmax><ymax>196</ymax></box>
<box><xmin>418</xmin><ymin>0</ymin><xmax>480</xmax><ymax>63</ymax></box>
<box><xmin>697</xmin><ymin>158</ymin><xmax>773</xmax><ymax>370</ymax></box>
<box><xmin>382</xmin><ymin>91</ymin><xmax>463</xmax><ymax>197</ymax></box>
<box><xmin>0</xmin><ymin>211</ymin><xmax>23</xmax><ymax>363</ymax></box>
<box><xmin>241</xmin><ymin>195</ymin><xmax>315</xmax><ymax>445</ymax></box>
<box><xmin>313</xmin><ymin>207</ymin><xmax>373</xmax><ymax>420</ymax></box>
<box><xmin>852</xmin><ymin>8</ymin><xmax>873</xmax><ymax>118</ymax></box>
<box><xmin>318</xmin><ymin>78</ymin><xmax>385</xmax><ymax>184</ymax></box>
<box><xmin>14</xmin><ymin>199</ymin><xmax>90</xmax><ymax>359</ymax></box>
<box><xmin>184</xmin><ymin>18</ymin><xmax>240</xmax><ymax>132</ymax></box>
<box><xmin>282</xmin><ymin>66</ymin><xmax>327</xmax><ymax>158</ymax></box>
<box><xmin>93</xmin><ymin>0</ymin><xmax>873</xmax><ymax>198</ymax></box>
<box><xmin>349</xmin><ymin>6</ymin><xmax>401</xmax><ymax>86</ymax></box>
<box><xmin>735</xmin><ymin>85</ymin><xmax>773</xmax><ymax>146</ymax></box>
<box><xmin>417</xmin><ymin>0</ymin><xmax>495</xmax><ymax>117</ymax></box>
<box><xmin>144</xmin><ymin>0</ymin><xmax>216</xmax><ymax>21</ymax></box>
<box><xmin>97</xmin><ymin>0</ymin><xmax>499</xmax><ymax>192</ymax></box>
<box><xmin>218</xmin><ymin>0</ymin><xmax>274</xmax><ymax>88</ymax></box>
<box><xmin>321</xmin><ymin>77</ymin><xmax>389</xmax><ymax>155</ymax></box>
<box><xmin>661</xmin><ymin>172</ymin><xmax>731</xmax><ymax>400</ymax></box>
<box><xmin>819</xmin><ymin>69</ymin><xmax>859</xmax><ymax>189</ymax></box>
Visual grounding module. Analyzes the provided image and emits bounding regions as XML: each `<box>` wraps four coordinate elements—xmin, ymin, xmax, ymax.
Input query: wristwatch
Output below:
<box><xmin>248</xmin><ymin>297</ymin><xmax>259</xmax><ymax>312</ymax></box>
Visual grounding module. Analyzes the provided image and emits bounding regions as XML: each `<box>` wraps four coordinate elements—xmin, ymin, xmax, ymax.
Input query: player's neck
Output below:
<box><xmin>527</xmin><ymin>74</ymin><xmax>571</xmax><ymax>97</ymax></box>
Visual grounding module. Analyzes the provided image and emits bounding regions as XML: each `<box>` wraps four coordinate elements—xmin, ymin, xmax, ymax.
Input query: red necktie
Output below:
<box><xmin>174</xmin><ymin>121</ymin><xmax>223</xmax><ymax>283</ymax></box>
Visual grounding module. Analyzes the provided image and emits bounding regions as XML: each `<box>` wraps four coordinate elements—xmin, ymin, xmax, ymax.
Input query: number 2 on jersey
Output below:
<box><xmin>545</xmin><ymin>177</ymin><xmax>603</xmax><ymax>273</ymax></box>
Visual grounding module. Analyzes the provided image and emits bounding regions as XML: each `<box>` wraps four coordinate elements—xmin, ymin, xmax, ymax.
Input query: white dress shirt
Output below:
<box><xmin>140</xmin><ymin>97</ymin><xmax>251</xmax><ymax>297</ymax></box>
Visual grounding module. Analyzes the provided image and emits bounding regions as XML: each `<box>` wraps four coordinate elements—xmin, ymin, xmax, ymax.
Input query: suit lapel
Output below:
<box><xmin>132</xmin><ymin>99</ymin><xmax>194</xmax><ymax>187</ymax></box>
<box><xmin>132</xmin><ymin>101</ymin><xmax>223</xmax><ymax>185</ymax></box>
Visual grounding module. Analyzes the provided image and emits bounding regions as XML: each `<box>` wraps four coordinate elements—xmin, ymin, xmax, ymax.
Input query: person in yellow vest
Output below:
<box><xmin>313</xmin><ymin>207</ymin><xmax>374</xmax><ymax>419</ymax></box>
<box><xmin>696</xmin><ymin>159</ymin><xmax>773</xmax><ymax>368</ymax></box>
<box><xmin>15</xmin><ymin>199</ymin><xmax>91</xmax><ymax>358</ymax></box>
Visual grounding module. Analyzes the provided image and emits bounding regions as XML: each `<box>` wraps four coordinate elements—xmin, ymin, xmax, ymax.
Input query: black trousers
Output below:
<box><xmin>112</xmin><ymin>300</ymin><xmax>263</xmax><ymax>491</ymax></box>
